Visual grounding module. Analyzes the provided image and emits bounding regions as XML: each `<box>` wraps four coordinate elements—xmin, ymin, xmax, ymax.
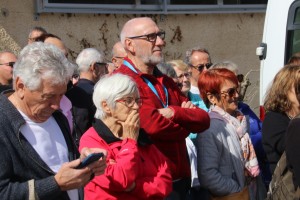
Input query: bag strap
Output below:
<box><xmin>28</xmin><ymin>179</ymin><xmax>39</xmax><ymax>200</ymax></box>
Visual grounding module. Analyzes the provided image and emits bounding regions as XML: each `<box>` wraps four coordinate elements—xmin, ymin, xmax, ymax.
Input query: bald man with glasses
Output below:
<box><xmin>0</xmin><ymin>51</ymin><xmax>17</xmax><ymax>93</ymax></box>
<box><xmin>115</xmin><ymin>17</ymin><xmax>210</xmax><ymax>199</ymax></box>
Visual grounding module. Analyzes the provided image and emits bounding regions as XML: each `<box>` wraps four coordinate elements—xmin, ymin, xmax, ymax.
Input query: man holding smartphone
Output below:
<box><xmin>0</xmin><ymin>42</ymin><xmax>107</xmax><ymax>200</ymax></box>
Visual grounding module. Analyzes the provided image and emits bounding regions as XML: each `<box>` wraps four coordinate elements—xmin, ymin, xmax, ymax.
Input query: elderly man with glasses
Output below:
<box><xmin>0</xmin><ymin>51</ymin><xmax>17</xmax><ymax>93</ymax></box>
<box><xmin>115</xmin><ymin>17</ymin><xmax>210</xmax><ymax>199</ymax></box>
<box><xmin>185</xmin><ymin>47</ymin><xmax>212</xmax><ymax>98</ymax></box>
<box><xmin>111</xmin><ymin>41</ymin><xmax>127</xmax><ymax>69</ymax></box>
<box><xmin>66</xmin><ymin>48</ymin><xmax>107</xmax><ymax>146</ymax></box>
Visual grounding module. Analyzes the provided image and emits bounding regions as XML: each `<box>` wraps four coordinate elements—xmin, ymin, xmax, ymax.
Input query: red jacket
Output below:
<box><xmin>79</xmin><ymin>119</ymin><xmax>173</xmax><ymax>200</ymax></box>
<box><xmin>114</xmin><ymin>58</ymin><xmax>210</xmax><ymax>179</ymax></box>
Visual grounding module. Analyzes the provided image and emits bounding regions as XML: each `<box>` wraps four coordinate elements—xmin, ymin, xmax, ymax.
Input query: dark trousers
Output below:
<box><xmin>185</xmin><ymin>186</ymin><xmax>209</xmax><ymax>200</ymax></box>
<box><xmin>166</xmin><ymin>178</ymin><xmax>191</xmax><ymax>200</ymax></box>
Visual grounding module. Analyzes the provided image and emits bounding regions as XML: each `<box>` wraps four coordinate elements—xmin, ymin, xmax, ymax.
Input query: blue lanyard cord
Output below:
<box><xmin>123</xmin><ymin>60</ymin><xmax>168</xmax><ymax>108</ymax></box>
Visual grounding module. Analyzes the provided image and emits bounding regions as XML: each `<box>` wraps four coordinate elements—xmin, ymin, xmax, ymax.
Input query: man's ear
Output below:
<box><xmin>14</xmin><ymin>77</ymin><xmax>25</xmax><ymax>99</ymax></box>
<box><xmin>89</xmin><ymin>62</ymin><xmax>96</xmax><ymax>72</ymax></box>
<box><xmin>111</xmin><ymin>57</ymin><xmax>117</xmax><ymax>65</ymax></box>
<box><xmin>125</xmin><ymin>38</ymin><xmax>135</xmax><ymax>54</ymax></box>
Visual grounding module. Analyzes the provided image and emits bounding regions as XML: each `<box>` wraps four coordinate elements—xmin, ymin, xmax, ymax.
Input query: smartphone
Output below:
<box><xmin>76</xmin><ymin>152</ymin><xmax>104</xmax><ymax>169</ymax></box>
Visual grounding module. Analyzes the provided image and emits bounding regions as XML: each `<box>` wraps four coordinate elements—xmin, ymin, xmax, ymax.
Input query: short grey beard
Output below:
<box><xmin>141</xmin><ymin>54</ymin><xmax>164</xmax><ymax>66</ymax></box>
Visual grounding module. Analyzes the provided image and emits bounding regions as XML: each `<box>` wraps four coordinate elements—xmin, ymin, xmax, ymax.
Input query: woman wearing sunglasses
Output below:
<box><xmin>196</xmin><ymin>68</ymin><xmax>260</xmax><ymax>200</ymax></box>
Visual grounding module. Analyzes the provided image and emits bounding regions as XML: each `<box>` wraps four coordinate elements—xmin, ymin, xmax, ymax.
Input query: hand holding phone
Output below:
<box><xmin>76</xmin><ymin>152</ymin><xmax>104</xmax><ymax>169</ymax></box>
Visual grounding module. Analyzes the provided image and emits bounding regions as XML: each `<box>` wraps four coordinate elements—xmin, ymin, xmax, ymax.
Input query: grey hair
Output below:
<box><xmin>13</xmin><ymin>42</ymin><xmax>75</xmax><ymax>90</ymax></box>
<box><xmin>211</xmin><ymin>61</ymin><xmax>239</xmax><ymax>74</ymax></box>
<box><xmin>185</xmin><ymin>46</ymin><xmax>211</xmax><ymax>65</ymax></box>
<box><xmin>156</xmin><ymin>62</ymin><xmax>177</xmax><ymax>78</ymax></box>
<box><xmin>93</xmin><ymin>73</ymin><xmax>139</xmax><ymax>119</ymax></box>
<box><xmin>76</xmin><ymin>48</ymin><xmax>105</xmax><ymax>73</ymax></box>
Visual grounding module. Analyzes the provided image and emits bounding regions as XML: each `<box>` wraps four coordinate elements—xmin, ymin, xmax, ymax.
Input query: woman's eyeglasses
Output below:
<box><xmin>116</xmin><ymin>97</ymin><xmax>142</xmax><ymax>107</ymax></box>
<box><xmin>177</xmin><ymin>72</ymin><xmax>192</xmax><ymax>80</ymax></box>
<box><xmin>191</xmin><ymin>63</ymin><xmax>212</xmax><ymax>72</ymax></box>
<box><xmin>221</xmin><ymin>87</ymin><xmax>239</xmax><ymax>98</ymax></box>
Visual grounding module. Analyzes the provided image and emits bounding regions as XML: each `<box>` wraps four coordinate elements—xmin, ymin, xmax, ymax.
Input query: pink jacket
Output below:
<box><xmin>79</xmin><ymin>121</ymin><xmax>173</xmax><ymax>200</ymax></box>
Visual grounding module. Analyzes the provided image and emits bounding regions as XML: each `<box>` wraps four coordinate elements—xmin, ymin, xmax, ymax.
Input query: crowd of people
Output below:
<box><xmin>0</xmin><ymin>16</ymin><xmax>300</xmax><ymax>200</ymax></box>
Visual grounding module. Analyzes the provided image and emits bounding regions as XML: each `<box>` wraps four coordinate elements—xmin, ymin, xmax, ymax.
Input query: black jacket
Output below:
<box><xmin>66</xmin><ymin>79</ymin><xmax>96</xmax><ymax>145</ymax></box>
<box><xmin>0</xmin><ymin>93</ymin><xmax>81</xmax><ymax>200</ymax></box>
<box><xmin>262</xmin><ymin>111</ymin><xmax>290</xmax><ymax>174</ymax></box>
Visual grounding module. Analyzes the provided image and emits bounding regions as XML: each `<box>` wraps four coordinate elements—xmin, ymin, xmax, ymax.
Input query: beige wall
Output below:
<box><xmin>0</xmin><ymin>0</ymin><xmax>265</xmax><ymax>114</ymax></box>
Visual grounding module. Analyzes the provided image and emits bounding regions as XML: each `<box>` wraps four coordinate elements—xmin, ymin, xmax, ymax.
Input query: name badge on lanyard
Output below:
<box><xmin>123</xmin><ymin>60</ymin><xmax>168</xmax><ymax>108</ymax></box>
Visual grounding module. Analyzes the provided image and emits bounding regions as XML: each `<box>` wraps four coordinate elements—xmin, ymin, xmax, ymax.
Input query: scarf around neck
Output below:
<box><xmin>209</xmin><ymin>106</ymin><xmax>260</xmax><ymax>178</ymax></box>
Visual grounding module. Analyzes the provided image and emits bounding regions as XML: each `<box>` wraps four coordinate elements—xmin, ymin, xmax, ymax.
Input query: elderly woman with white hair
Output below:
<box><xmin>79</xmin><ymin>73</ymin><xmax>172</xmax><ymax>200</ymax></box>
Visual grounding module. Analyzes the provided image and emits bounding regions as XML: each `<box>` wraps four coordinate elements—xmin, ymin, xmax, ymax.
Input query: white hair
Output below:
<box><xmin>211</xmin><ymin>61</ymin><xmax>239</xmax><ymax>74</ymax></box>
<box><xmin>13</xmin><ymin>42</ymin><xmax>75</xmax><ymax>90</ymax></box>
<box><xmin>76</xmin><ymin>48</ymin><xmax>105</xmax><ymax>73</ymax></box>
<box><xmin>93</xmin><ymin>73</ymin><xmax>139</xmax><ymax>119</ymax></box>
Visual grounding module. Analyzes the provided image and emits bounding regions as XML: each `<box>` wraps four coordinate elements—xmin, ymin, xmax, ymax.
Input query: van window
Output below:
<box><xmin>286</xmin><ymin>1</ymin><xmax>300</xmax><ymax>62</ymax></box>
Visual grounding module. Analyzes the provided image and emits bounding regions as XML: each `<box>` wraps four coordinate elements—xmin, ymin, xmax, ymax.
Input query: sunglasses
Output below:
<box><xmin>0</xmin><ymin>62</ymin><xmax>15</xmax><ymax>68</ymax></box>
<box><xmin>191</xmin><ymin>63</ymin><xmax>212</xmax><ymax>72</ymax></box>
<box><xmin>237</xmin><ymin>74</ymin><xmax>244</xmax><ymax>83</ymax></box>
<box><xmin>221</xmin><ymin>87</ymin><xmax>239</xmax><ymax>98</ymax></box>
<box><xmin>127</xmin><ymin>31</ymin><xmax>165</xmax><ymax>42</ymax></box>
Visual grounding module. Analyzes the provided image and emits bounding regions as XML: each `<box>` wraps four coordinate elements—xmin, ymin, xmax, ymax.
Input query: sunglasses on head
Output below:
<box><xmin>0</xmin><ymin>62</ymin><xmax>15</xmax><ymax>68</ymax></box>
<box><xmin>221</xmin><ymin>87</ymin><xmax>239</xmax><ymax>98</ymax></box>
<box><xmin>191</xmin><ymin>63</ymin><xmax>212</xmax><ymax>72</ymax></box>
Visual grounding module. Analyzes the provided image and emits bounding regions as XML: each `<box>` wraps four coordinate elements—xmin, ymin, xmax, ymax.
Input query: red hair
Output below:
<box><xmin>198</xmin><ymin>68</ymin><xmax>238</xmax><ymax>107</ymax></box>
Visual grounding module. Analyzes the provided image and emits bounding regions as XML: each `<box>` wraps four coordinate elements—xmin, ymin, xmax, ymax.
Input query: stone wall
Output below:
<box><xmin>0</xmin><ymin>0</ymin><xmax>265</xmax><ymax>113</ymax></box>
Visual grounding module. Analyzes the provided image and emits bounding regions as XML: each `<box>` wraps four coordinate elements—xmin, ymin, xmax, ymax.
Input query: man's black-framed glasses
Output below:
<box><xmin>95</xmin><ymin>62</ymin><xmax>107</xmax><ymax>67</ymax></box>
<box><xmin>127</xmin><ymin>31</ymin><xmax>165</xmax><ymax>42</ymax></box>
<box><xmin>95</xmin><ymin>62</ymin><xmax>109</xmax><ymax>74</ymax></box>
<box><xmin>0</xmin><ymin>62</ymin><xmax>15</xmax><ymax>68</ymax></box>
<box><xmin>191</xmin><ymin>63</ymin><xmax>212</xmax><ymax>72</ymax></box>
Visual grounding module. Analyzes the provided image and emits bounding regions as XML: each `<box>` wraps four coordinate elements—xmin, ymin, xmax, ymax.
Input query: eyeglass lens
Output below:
<box><xmin>226</xmin><ymin>88</ymin><xmax>239</xmax><ymax>97</ymax></box>
<box><xmin>197</xmin><ymin>63</ymin><xmax>212</xmax><ymax>72</ymax></box>
<box><xmin>147</xmin><ymin>32</ymin><xmax>165</xmax><ymax>41</ymax></box>
<box><xmin>178</xmin><ymin>72</ymin><xmax>191</xmax><ymax>79</ymax></box>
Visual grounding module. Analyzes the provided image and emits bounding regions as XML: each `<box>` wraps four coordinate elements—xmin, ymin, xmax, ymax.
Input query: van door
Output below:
<box><xmin>258</xmin><ymin>0</ymin><xmax>300</xmax><ymax>120</ymax></box>
<box><xmin>286</xmin><ymin>1</ymin><xmax>300</xmax><ymax>62</ymax></box>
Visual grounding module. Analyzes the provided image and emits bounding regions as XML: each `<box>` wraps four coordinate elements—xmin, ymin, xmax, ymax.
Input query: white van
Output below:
<box><xmin>258</xmin><ymin>0</ymin><xmax>300</xmax><ymax>118</ymax></box>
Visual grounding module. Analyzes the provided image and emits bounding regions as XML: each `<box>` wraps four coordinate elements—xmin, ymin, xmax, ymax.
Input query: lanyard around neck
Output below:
<box><xmin>123</xmin><ymin>60</ymin><xmax>168</xmax><ymax>108</ymax></box>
